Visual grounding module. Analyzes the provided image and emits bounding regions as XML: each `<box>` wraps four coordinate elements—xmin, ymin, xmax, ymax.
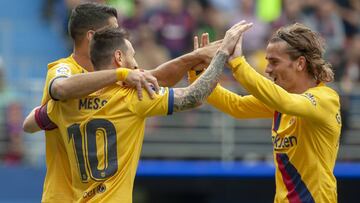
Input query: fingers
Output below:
<box><xmin>142</xmin><ymin>71</ymin><xmax>159</xmax><ymax>94</ymax></box>
<box><xmin>147</xmin><ymin>75</ymin><xmax>160</xmax><ymax>94</ymax></box>
<box><xmin>193</xmin><ymin>36</ymin><xmax>199</xmax><ymax>50</ymax></box>
<box><xmin>142</xmin><ymin>80</ymin><xmax>156</xmax><ymax>99</ymax></box>
<box><xmin>136</xmin><ymin>82</ymin><xmax>143</xmax><ymax>101</ymax></box>
<box><xmin>232</xmin><ymin>22</ymin><xmax>253</xmax><ymax>36</ymax></box>
<box><xmin>138</xmin><ymin>72</ymin><xmax>158</xmax><ymax>99</ymax></box>
<box><xmin>201</xmin><ymin>33</ymin><xmax>209</xmax><ymax>47</ymax></box>
<box><xmin>226</xmin><ymin>20</ymin><xmax>251</xmax><ymax>37</ymax></box>
<box><xmin>194</xmin><ymin>32</ymin><xmax>210</xmax><ymax>50</ymax></box>
<box><xmin>127</xmin><ymin>70</ymin><xmax>157</xmax><ymax>100</ymax></box>
<box><xmin>220</xmin><ymin>20</ymin><xmax>253</xmax><ymax>55</ymax></box>
<box><xmin>225</xmin><ymin>21</ymin><xmax>253</xmax><ymax>43</ymax></box>
<box><xmin>230</xmin><ymin>20</ymin><xmax>246</xmax><ymax>30</ymax></box>
<box><xmin>240</xmin><ymin>23</ymin><xmax>253</xmax><ymax>33</ymax></box>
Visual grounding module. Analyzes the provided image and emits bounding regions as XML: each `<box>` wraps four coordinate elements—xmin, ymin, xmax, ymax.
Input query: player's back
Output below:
<box><xmin>47</xmin><ymin>84</ymin><xmax>172</xmax><ymax>203</ymax></box>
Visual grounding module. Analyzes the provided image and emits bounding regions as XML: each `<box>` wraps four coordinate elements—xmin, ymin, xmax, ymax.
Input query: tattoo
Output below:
<box><xmin>173</xmin><ymin>51</ymin><xmax>228</xmax><ymax>112</ymax></box>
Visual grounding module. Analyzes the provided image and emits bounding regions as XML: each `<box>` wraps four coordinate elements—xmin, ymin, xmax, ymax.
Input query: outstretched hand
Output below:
<box><xmin>194</xmin><ymin>33</ymin><xmax>222</xmax><ymax>65</ymax></box>
<box><xmin>125</xmin><ymin>69</ymin><xmax>160</xmax><ymax>100</ymax></box>
<box><xmin>219</xmin><ymin>20</ymin><xmax>252</xmax><ymax>56</ymax></box>
<box><xmin>229</xmin><ymin>34</ymin><xmax>245</xmax><ymax>61</ymax></box>
<box><xmin>192</xmin><ymin>33</ymin><xmax>211</xmax><ymax>72</ymax></box>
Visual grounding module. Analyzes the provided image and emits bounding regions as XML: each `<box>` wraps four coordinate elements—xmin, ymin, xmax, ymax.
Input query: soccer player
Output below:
<box><xmin>35</xmin><ymin>3</ymin><xmax>219</xmax><ymax>202</ymax></box>
<box><xmin>24</xmin><ymin>22</ymin><xmax>253</xmax><ymax>202</ymax></box>
<box><xmin>190</xmin><ymin>23</ymin><xmax>341</xmax><ymax>202</ymax></box>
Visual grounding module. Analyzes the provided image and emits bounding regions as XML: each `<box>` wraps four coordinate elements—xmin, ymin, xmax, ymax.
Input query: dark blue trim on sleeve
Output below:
<box><xmin>48</xmin><ymin>76</ymin><xmax>69</xmax><ymax>101</ymax></box>
<box><xmin>167</xmin><ymin>88</ymin><xmax>174</xmax><ymax>115</ymax></box>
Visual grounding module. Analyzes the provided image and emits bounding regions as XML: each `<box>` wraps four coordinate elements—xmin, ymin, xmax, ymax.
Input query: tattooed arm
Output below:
<box><xmin>173</xmin><ymin>51</ymin><xmax>228</xmax><ymax>112</ymax></box>
<box><xmin>172</xmin><ymin>20</ymin><xmax>253</xmax><ymax>112</ymax></box>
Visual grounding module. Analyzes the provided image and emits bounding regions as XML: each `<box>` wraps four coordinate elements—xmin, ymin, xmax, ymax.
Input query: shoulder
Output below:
<box><xmin>309</xmin><ymin>84</ymin><xmax>339</xmax><ymax>99</ymax></box>
<box><xmin>47</xmin><ymin>57</ymin><xmax>71</xmax><ymax>69</ymax></box>
<box><xmin>47</xmin><ymin>56</ymin><xmax>83</xmax><ymax>75</ymax></box>
<box><xmin>306</xmin><ymin>84</ymin><xmax>340</xmax><ymax>108</ymax></box>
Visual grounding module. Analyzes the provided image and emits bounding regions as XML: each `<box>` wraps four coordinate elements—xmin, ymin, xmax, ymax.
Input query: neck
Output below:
<box><xmin>72</xmin><ymin>43</ymin><xmax>94</xmax><ymax>72</ymax></box>
<box><xmin>291</xmin><ymin>77</ymin><xmax>318</xmax><ymax>94</ymax></box>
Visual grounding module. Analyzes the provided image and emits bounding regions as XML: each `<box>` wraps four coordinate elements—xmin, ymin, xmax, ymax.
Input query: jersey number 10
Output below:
<box><xmin>67</xmin><ymin>119</ymin><xmax>118</xmax><ymax>182</ymax></box>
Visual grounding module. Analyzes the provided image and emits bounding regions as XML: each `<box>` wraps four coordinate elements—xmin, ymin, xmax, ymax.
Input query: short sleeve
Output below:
<box><xmin>130</xmin><ymin>87</ymin><xmax>174</xmax><ymax>117</ymax></box>
<box><xmin>41</xmin><ymin>63</ymin><xmax>80</xmax><ymax>104</ymax></box>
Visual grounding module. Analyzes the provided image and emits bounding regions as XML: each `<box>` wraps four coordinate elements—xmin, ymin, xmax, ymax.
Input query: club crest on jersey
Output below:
<box><xmin>55</xmin><ymin>64</ymin><xmax>71</xmax><ymax>77</ymax></box>
<box><xmin>303</xmin><ymin>92</ymin><xmax>316</xmax><ymax>106</ymax></box>
<box><xmin>289</xmin><ymin>117</ymin><xmax>296</xmax><ymax>125</ymax></box>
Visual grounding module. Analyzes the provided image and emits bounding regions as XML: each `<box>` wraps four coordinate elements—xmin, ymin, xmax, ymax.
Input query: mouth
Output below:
<box><xmin>269</xmin><ymin>75</ymin><xmax>277</xmax><ymax>82</ymax></box>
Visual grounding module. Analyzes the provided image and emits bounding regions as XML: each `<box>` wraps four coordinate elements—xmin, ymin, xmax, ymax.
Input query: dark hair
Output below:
<box><xmin>269</xmin><ymin>23</ymin><xmax>334</xmax><ymax>82</ymax></box>
<box><xmin>90</xmin><ymin>28</ymin><xmax>129</xmax><ymax>70</ymax></box>
<box><xmin>68</xmin><ymin>3</ymin><xmax>117</xmax><ymax>44</ymax></box>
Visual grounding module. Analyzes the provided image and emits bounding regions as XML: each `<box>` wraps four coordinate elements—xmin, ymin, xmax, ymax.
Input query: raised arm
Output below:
<box><xmin>172</xmin><ymin>21</ymin><xmax>253</xmax><ymax>112</ymax></box>
<box><xmin>227</xmin><ymin>25</ymin><xmax>331</xmax><ymax>122</ymax></box>
<box><xmin>51</xmin><ymin>68</ymin><xmax>159</xmax><ymax>101</ymax></box>
<box><xmin>173</xmin><ymin>51</ymin><xmax>227</xmax><ymax>111</ymax></box>
<box><xmin>150</xmin><ymin>39</ymin><xmax>221</xmax><ymax>87</ymax></box>
<box><xmin>51</xmin><ymin>40</ymin><xmax>219</xmax><ymax>101</ymax></box>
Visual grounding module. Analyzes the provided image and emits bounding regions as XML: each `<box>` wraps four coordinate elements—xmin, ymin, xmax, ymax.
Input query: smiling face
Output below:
<box><xmin>265</xmin><ymin>41</ymin><xmax>300</xmax><ymax>92</ymax></box>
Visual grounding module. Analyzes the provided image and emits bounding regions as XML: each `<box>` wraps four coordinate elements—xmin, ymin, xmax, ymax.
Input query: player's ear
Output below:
<box><xmin>86</xmin><ymin>30</ymin><xmax>96</xmax><ymax>41</ymax></box>
<box><xmin>114</xmin><ymin>50</ymin><xmax>123</xmax><ymax>67</ymax></box>
<box><xmin>296</xmin><ymin>56</ymin><xmax>306</xmax><ymax>72</ymax></box>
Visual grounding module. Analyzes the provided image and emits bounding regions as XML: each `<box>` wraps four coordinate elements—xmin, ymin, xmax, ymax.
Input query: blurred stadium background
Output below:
<box><xmin>0</xmin><ymin>0</ymin><xmax>360</xmax><ymax>202</ymax></box>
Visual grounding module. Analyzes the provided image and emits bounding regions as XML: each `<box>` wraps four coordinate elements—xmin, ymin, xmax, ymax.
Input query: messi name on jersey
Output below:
<box><xmin>79</xmin><ymin>98</ymin><xmax>108</xmax><ymax>110</ymax></box>
<box><xmin>272</xmin><ymin>134</ymin><xmax>298</xmax><ymax>151</ymax></box>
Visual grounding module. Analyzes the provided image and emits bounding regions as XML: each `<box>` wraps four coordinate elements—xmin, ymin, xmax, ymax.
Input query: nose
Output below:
<box><xmin>265</xmin><ymin>64</ymin><xmax>272</xmax><ymax>74</ymax></box>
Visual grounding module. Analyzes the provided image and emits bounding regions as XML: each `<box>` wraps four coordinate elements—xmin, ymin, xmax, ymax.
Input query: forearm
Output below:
<box><xmin>23</xmin><ymin>107</ymin><xmax>41</xmax><ymax>133</ymax></box>
<box><xmin>207</xmin><ymin>85</ymin><xmax>273</xmax><ymax>119</ymax></box>
<box><xmin>51</xmin><ymin>69</ymin><xmax>118</xmax><ymax>100</ymax></box>
<box><xmin>173</xmin><ymin>51</ymin><xmax>228</xmax><ymax>112</ymax></box>
<box><xmin>150</xmin><ymin>51</ymin><xmax>203</xmax><ymax>87</ymax></box>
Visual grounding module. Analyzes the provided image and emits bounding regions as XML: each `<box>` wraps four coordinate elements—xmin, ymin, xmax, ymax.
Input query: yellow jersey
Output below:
<box><xmin>40</xmin><ymin>55</ymin><xmax>86</xmax><ymax>202</ymax></box>
<box><xmin>43</xmin><ymin>85</ymin><xmax>173</xmax><ymax>203</ymax></box>
<box><xmin>207</xmin><ymin>57</ymin><xmax>341</xmax><ymax>203</ymax></box>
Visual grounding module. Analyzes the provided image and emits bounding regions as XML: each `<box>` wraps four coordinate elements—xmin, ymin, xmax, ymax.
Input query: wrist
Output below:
<box><xmin>229</xmin><ymin>56</ymin><xmax>245</xmax><ymax>72</ymax></box>
<box><xmin>193</xmin><ymin>48</ymin><xmax>205</xmax><ymax>60</ymax></box>
<box><xmin>116</xmin><ymin>68</ymin><xmax>130</xmax><ymax>81</ymax></box>
<box><xmin>217</xmin><ymin>49</ymin><xmax>230</xmax><ymax>58</ymax></box>
<box><xmin>217</xmin><ymin>48</ymin><xmax>230</xmax><ymax>56</ymax></box>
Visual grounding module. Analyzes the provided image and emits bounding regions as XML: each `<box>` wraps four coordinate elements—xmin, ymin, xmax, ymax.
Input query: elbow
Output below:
<box><xmin>151</xmin><ymin>70</ymin><xmax>176</xmax><ymax>87</ymax></box>
<box><xmin>51</xmin><ymin>81</ymin><xmax>68</xmax><ymax>100</ymax></box>
<box><xmin>161</xmin><ymin>80</ymin><xmax>176</xmax><ymax>87</ymax></box>
<box><xmin>22</xmin><ymin>120</ymin><xmax>37</xmax><ymax>133</ymax></box>
<box><xmin>22</xmin><ymin>107</ymin><xmax>41</xmax><ymax>133</ymax></box>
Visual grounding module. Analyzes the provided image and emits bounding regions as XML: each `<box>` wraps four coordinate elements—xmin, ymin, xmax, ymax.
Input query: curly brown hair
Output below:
<box><xmin>269</xmin><ymin>23</ymin><xmax>334</xmax><ymax>83</ymax></box>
